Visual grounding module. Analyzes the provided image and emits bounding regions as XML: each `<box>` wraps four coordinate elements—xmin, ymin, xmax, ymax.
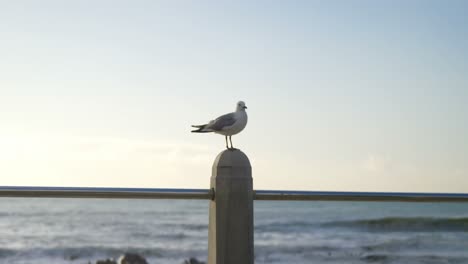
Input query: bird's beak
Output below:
<box><xmin>243</xmin><ymin>106</ymin><xmax>248</xmax><ymax>109</ymax></box>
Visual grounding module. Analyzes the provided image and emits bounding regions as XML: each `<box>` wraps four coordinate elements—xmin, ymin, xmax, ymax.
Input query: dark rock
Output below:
<box><xmin>183</xmin><ymin>257</ymin><xmax>206</xmax><ymax>264</ymax></box>
<box><xmin>118</xmin><ymin>253</ymin><xmax>148</xmax><ymax>264</ymax></box>
<box><xmin>66</xmin><ymin>254</ymin><xmax>79</xmax><ymax>261</ymax></box>
<box><xmin>96</xmin><ymin>259</ymin><xmax>117</xmax><ymax>264</ymax></box>
<box><xmin>362</xmin><ymin>254</ymin><xmax>388</xmax><ymax>262</ymax></box>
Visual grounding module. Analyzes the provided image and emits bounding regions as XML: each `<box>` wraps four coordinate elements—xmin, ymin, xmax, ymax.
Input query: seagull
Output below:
<box><xmin>192</xmin><ymin>101</ymin><xmax>248</xmax><ymax>149</ymax></box>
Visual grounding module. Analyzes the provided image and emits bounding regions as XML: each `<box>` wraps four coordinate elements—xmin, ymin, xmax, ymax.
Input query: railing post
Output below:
<box><xmin>208</xmin><ymin>149</ymin><xmax>253</xmax><ymax>264</ymax></box>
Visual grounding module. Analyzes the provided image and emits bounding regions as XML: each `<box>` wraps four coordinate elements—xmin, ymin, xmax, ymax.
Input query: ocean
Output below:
<box><xmin>1</xmin><ymin>198</ymin><xmax>468</xmax><ymax>264</ymax></box>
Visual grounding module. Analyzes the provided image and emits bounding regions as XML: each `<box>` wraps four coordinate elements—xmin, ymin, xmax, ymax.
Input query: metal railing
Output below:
<box><xmin>2</xmin><ymin>186</ymin><xmax>468</xmax><ymax>202</ymax></box>
<box><xmin>0</xmin><ymin>186</ymin><xmax>212</xmax><ymax>200</ymax></box>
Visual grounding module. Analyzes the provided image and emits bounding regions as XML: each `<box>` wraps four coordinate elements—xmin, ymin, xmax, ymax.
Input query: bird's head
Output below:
<box><xmin>236</xmin><ymin>101</ymin><xmax>247</xmax><ymax>111</ymax></box>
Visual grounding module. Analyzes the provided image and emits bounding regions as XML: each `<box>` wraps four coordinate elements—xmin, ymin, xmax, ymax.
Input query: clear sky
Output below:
<box><xmin>1</xmin><ymin>0</ymin><xmax>467</xmax><ymax>192</ymax></box>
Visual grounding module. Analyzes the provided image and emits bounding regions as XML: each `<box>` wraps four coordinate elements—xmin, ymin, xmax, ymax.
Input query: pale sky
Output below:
<box><xmin>1</xmin><ymin>1</ymin><xmax>467</xmax><ymax>192</ymax></box>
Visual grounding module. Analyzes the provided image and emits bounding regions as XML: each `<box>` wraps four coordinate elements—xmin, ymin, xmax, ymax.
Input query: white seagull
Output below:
<box><xmin>192</xmin><ymin>101</ymin><xmax>248</xmax><ymax>149</ymax></box>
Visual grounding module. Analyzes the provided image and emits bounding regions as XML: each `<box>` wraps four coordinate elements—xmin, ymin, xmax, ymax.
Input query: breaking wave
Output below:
<box><xmin>325</xmin><ymin>217</ymin><xmax>468</xmax><ymax>232</ymax></box>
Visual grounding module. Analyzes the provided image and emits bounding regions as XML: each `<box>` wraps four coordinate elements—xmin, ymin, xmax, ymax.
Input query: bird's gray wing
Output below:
<box><xmin>207</xmin><ymin>113</ymin><xmax>237</xmax><ymax>131</ymax></box>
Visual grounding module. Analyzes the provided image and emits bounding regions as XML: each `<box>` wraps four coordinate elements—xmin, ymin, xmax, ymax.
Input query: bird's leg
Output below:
<box><xmin>229</xmin><ymin>136</ymin><xmax>235</xmax><ymax>150</ymax></box>
<box><xmin>225</xmin><ymin>136</ymin><xmax>229</xmax><ymax>149</ymax></box>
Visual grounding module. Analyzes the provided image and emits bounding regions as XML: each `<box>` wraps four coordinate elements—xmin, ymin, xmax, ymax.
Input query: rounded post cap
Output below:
<box><xmin>213</xmin><ymin>149</ymin><xmax>251</xmax><ymax>169</ymax></box>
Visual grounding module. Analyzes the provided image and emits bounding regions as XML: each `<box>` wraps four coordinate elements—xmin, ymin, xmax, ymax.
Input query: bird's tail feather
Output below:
<box><xmin>191</xmin><ymin>124</ymin><xmax>211</xmax><ymax>133</ymax></box>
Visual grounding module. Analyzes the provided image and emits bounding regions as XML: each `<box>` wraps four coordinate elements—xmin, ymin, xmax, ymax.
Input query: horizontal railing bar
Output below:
<box><xmin>0</xmin><ymin>186</ymin><xmax>212</xmax><ymax>200</ymax></box>
<box><xmin>1</xmin><ymin>186</ymin><xmax>468</xmax><ymax>202</ymax></box>
<box><xmin>254</xmin><ymin>190</ymin><xmax>468</xmax><ymax>202</ymax></box>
